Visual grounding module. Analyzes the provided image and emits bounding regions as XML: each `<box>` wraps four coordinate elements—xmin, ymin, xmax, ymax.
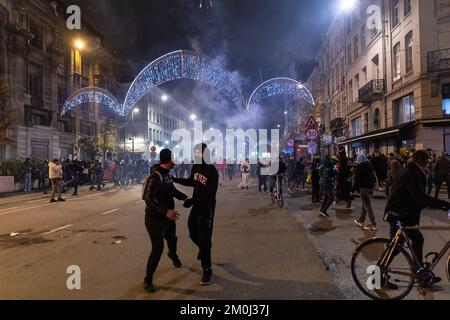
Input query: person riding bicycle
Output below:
<box><xmin>269</xmin><ymin>156</ymin><xmax>287</xmax><ymax>196</ymax></box>
<box><xmin>384</xmin><ymin>150</ymin><xmax>450</xmax><ymax>286</ymax></box>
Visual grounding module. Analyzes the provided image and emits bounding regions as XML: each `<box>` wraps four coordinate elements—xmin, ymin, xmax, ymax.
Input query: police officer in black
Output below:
<box><xmin>173</xmin><ymin>143</ymin><xmax>219</xmax><ymax>285</ymax></box>
<box><xmin>142</xmin><ymin>149</ymin><xmax>188</xmax><ymax>293</ymax></box>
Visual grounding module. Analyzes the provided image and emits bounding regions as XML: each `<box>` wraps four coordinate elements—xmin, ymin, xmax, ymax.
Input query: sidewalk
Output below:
<box><xmin>0</xmin><ymin>182</ymin><xmax>116</xmax><ymax>207</ymax></box>
<box><xmin>284</xmin><ymin>187</ymin><xmax>450</xmax><ymax>300</ymax></box>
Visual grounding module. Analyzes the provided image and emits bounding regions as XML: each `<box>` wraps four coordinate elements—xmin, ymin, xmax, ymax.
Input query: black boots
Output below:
<box><xmin>167</xmin><ymin>252</ymin><xmax>182</xmax><ymax>268</ymax></box>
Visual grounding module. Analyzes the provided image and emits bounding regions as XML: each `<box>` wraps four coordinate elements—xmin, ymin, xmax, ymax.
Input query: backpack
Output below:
<box><xmin>142</xmin><ymin>171</ymin><xmax>163</xmax><ymax>201</ymax></box>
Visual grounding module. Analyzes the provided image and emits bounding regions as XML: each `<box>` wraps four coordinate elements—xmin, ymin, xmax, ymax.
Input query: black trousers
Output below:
<box><xmin>312</xmin><ymin>182</ymin><xmax>320</xmax><ymax>202</ymax></box>
<box><xmin>390</xmin><ymin>223</ymin><xmax>425</xmax><ymax>263</ymax></box>
<box><xmin>258</xmin><ymin>175</ymin><xmax>267</xmax><ymax>192</ymax></box>
<box><xmin>145</xmin><ymin>214</ymin><xmax>178</xmax><ymax>282</ymax></box>
<box><xmin>188</xmin><ymin>205</ymin><xmax>215</xmax><ymax>271</ymax></box>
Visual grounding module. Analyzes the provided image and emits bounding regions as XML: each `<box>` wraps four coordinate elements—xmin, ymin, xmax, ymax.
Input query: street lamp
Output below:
<box><xmin>190</xmin><ymin>114</ymin><xmax>197</xmax><ymax>121</ymax></box>
<box><xmin>74</xmin><ymin>38</ymin><xmax>86</xmax><ymax>50</ymax></box>
<box><xmin>339</xmin><ymin>0</ymin><xmax>356</xmax><ymax>12</ymax></box>
<box><xmin>161</xmin><ymin>95</ymin><xmax>168</xmax><ymax>102</ymax></box>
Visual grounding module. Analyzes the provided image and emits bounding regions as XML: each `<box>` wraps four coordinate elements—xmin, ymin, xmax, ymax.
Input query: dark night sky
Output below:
<box><xmin>67</xmin><ymin>0</ymin><xmax>334</xmax><ymax>128</ymax></box>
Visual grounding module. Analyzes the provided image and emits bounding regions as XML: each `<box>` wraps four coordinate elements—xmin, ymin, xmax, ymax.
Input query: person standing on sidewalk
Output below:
<box><xmin>318</xmin><ymin>155</ymin><xmax>337</xmax><ymax>218</ymax></box>
<box><xmin>142</xmin><ymin>149</ymin><xmax>188</xmax><ymax>293</ymax></box>
<box><xmin>239</xmin><ymin>159</ymin><xmax>251</xmax><ymax>189</ymax></box>
<box><xmin>37</xmin><ymin>160</ymin><xmax>49</xmax><ymax>194</ymax></box>
<box><xmin>23</xmin><ymin>158</ymin><xmax>33</xmax><ymax>192</ymax></box>
<box><xmin>173</xmin><ymin>143</ymin><xmax>219</xmax><ymax>285</ymax></box>
<box><xmin>434</xmin><ymin>152</ymin><xmax>450</xmax><ymax>200</ymax></box>
<box><xmin>386</xmin><ymin>153</ymin><xmax>403</xmax><ymax>196</ymax></box>
<box><xmin>336</xmin><ymin>148</ymin><xmax>353</xmax><ymax>209</ymax></box>
<box><xmin>353</xmin><ymin>154</ymin><xmax>378</xmax><ymax>231</ymax></box>
<box><xmin>257</xmin><ymin>159</ymin><xmax>267</xmax><ymax>193</ymax></box>
<box><xmin>311</xmin><ymin>157</ymin><xmax>321</xmax><ymax>203</ymax></box>
<box><xmin>49</xmin><ymin>159</ymin><xmax>65</xmax><ymax>203</ymax></box>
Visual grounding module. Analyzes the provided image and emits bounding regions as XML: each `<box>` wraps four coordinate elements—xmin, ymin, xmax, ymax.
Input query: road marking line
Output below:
<box><xmin>101</xmin><ymin>209</ymin><xmax>119</xmax><ymax>216</ymax></box>
<box><xmin>26</xmin><ymin>198</ymin><xmax>49</xmax><ymax>204</ymax></box>
<box><xmin>42</xmin><ymin>224</ymin><xmax>73</xmax><ymax>235</ymax></box>
<box><xmin>0</xmin><ymin>203</ymin><xmax>53</xmax><ymax>216</ymax></box>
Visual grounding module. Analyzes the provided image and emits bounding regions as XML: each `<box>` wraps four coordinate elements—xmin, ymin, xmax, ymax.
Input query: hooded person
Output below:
<box><xmin>142</xmin><ymin>149</ymin><xmax>188</xmax><ymax>293</ymax></box>
<box><xmin>173</xmin><ymin>143</ymin><xmax>219</xmax><ymax>285</ymax></box>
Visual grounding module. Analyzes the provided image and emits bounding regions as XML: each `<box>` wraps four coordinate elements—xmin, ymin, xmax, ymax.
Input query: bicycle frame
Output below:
<box><xmin>378</xmin><ymin>222</ymin><xmax>450</xmax><ymax>281</ymax></box>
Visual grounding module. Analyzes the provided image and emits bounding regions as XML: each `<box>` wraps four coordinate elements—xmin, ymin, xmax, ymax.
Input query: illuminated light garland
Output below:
<box><xmin>247</xmin><ymin>77</ymin><xmax>315</xmax><ymax>111</ymax></box>
<box><xmin>123</xmin><ymin>50</ymin><xmax>246</xmax><ymax>115</ymax></box>
<box><xmin>61</xmin><ymin>87</ymin><xmax>122</xmax><ymax>116</ymax></box>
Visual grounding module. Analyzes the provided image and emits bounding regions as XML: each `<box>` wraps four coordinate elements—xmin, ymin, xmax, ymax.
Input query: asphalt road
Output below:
<box><xmin>0</xmin><ymin>179</ymin><xmax>343</xmax><ymax>300</ymax></box>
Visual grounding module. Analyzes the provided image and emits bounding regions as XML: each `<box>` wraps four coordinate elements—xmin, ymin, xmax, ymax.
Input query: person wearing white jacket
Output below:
<box><xmin>239</xmin><ymin>159</ymin><xmax>251</xmax><ymax>189</ymax></box>
<box><xmin>49</xmin><ymin>159</ymin><xmax>65</xmax><ymax>203</ymax></box>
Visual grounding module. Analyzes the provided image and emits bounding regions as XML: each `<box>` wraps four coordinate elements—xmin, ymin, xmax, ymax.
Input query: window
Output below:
<box><xmin>347</xmin><ymin>44</ymin><xmax>352</xmax><ymax>65</ymax></box>
<box><xmin>349</xmin><ymin>80</ymin><xmax>353</xmax><ymax>103</ymax></box>
<box><xmin>351</xmin><ymin>117</ymin><xmax>361</xmax><ymax>137</ymax></box>
<box><xmin>353</xmin><ymin>35</ymin><xmax>359</xmax><ymax>59</ymax></box>
<box><xmin>362</xmin><ymin>67</ymin><xmax>368</xmax><ymax>84</ymax></box>
<box><xmin>355</xmin><ymin>74</ymin><xmax>360</xmax><ymax>102</ymax></box>
<box><xmin>443</xmin><ymin>84</ymin><xmax>450</xmax><ymax>116</ymax></box>
<box><xmin>405</xmin><ymin>31</ymin><xmax>413</xmax><ymax>73</ymax></box>
<box><xmin>0</xmin><ymin>145</ymin><xmax>5</xmax><ymax>161</ymax></box>
<box><xmin>29</xmin><ymin>20</ymin><xmax>43</xmax><ymax>50</ymax></box>
<box><xmin>393</xmin><ymin>42</ymin><xmax>401</xmax><ymax>81</ymax></box>
<box><xmin>404</xmin><ymin>0</ymin><xmax>412</xmax><ymax>16</ymax></box>
<box><xmin>392</xmin><ymin>0</ymin><xmax>400</xmax><ymax>28</ymax></box>
<box><xmin>58</xmin><ymin>121</ymin><xmax>69</xmax><ymax>133</ymax></box>
<box><xmin>28</xmin><ymin>64</ymin><xmax>42</xmax><ymax>100</ymax></box>
<box><xmin>373</xmin><ymin>108</ymin><xmax>381</xmax><ymax>130</ymax></box>
<box><xmin>31</xmin><ymin>113</ymin><xmax>45</xmax><ymax>126</ymax></box>
<box><xmin>393</xmin><ymin>93</ymin><xmax>415</xmax><ymax>125</ymax></box>
<box><xmin>57</xmin><ymin>78</ymin><xmax>67</xmax><ymax>111</ymax></box>
<box><xmin>364</xmin><ymin>113</ymin><xmax>369</xmax><ymax>134</ymax></box>
<box><xmin>361</xmin><ymin>25</ymin><xmax>366</xmax><ymax>50</ymax></box>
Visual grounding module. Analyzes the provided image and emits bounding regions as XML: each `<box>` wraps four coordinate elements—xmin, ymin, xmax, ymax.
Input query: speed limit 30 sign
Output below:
<box><xmin>305</xmin><ymin>128</ymin><xmax>319</xmax><ymax>141</ymax></box>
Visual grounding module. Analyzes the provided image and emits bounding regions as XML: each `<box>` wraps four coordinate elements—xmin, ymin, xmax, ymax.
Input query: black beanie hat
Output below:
<box><xmin>160</xmin><ymin>149</ymin><xmax>172</xmax><ymax>164</ymax></box>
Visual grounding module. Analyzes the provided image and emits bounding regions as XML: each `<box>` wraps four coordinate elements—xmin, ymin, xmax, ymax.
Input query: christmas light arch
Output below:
<box><xmin>61</xmin><ymin>87</ymin><xmax>122</xmax><ymax>116</ymax></box>
<box><xmin>247</xmin><ymin>77</ymin><xmax>315</xmax><ymax>111</ymax></box>
<box><xmin>123</xmin><ymin>50</ymin><xmax>246</xmax><ymax>115</ymax></box>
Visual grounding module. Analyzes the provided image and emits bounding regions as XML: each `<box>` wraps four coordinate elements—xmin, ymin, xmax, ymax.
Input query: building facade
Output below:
<box><xmin>0</xmin><ymin>0</ymin><xmax>120</xmax><ymax>162</ymax></box>
<box><xmin>308</xmin><ymin>0</ymin><xmax>450</xmax><ymax>156</ymax></box>
<box><xmin>119</xmin><ymin>86</ymin><xmax>190</xmax><ymax>160</ymax></box>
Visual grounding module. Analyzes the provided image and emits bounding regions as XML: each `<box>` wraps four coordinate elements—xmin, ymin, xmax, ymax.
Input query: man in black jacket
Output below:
<box><xmin>173</xmin><ymin>143</ymin><xmax>219</xmax><ymax>285</ymax></box>
<box><xmin>385</xmin><ymin>150</ymin><xmax>450</xmax><ymax>285</ymax></box>
<box><xmin>142</xmin><ymin>149</ymin><xmax>188</xmax><ymax>293</ymax></box>
<box><xmin>353</xmin><ymin>154</ymin><xmax>377</xmax><ymax>231</ymax></box>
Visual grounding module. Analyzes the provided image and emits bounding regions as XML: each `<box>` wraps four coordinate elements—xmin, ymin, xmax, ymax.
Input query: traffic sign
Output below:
<box><xmin>150</xmin><ymin>146</ymin><xmax>157</xmax><ymax>153</ymax></box>
<box><xmin>286</xmin><ymin>139</ymin><xmax>295</xmax><ymax>147</ymax></box>
<box><xmin>305</xmin><ymin>117</ymin><xmax>318</xmax><ymax>129</ymax></box>
<box><xmin>305</xmin><ymin>128</ymin><xmax>319</xmax><ymax>141</ymax></box>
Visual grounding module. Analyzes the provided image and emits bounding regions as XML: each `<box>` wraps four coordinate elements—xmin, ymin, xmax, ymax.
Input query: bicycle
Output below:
<box><xmin>270</xmin><ymin>175</ymin><xmax>284</xmax><ymax>209</ymax></box>
<box><xmin>351</xmin><ymin>218</ymin><xmax>450</xmax><ymax>300</ymax></box>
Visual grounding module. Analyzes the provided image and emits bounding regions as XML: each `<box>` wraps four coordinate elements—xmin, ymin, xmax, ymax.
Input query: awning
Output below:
<box><xmin>422</xmin><ymin>118</ymin><xmax>450</xmax><ymax>126</ymax></box>
<box><xmin>338</xmin><ymin>122</ymin><xmax>415</xmax><ymax>146</ymax></box>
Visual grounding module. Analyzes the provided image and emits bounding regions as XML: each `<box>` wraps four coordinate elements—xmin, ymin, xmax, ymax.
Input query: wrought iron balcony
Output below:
<box><xmin>428</xmin><ymin>48</ymin><xmax>450</xmax><ymax>72</ymax></box>
<box><xmin>358</xmin><ymin>79</ymin><xmax>385</xmax><ymax>106</ymax></box>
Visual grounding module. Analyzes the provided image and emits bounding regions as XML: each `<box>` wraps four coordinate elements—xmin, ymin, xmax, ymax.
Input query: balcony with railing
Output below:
<box><xmin>358</xmin><ymin>79</ymin><xmax>385</xmax><ymax>106</ymax></box>
<box><xmin>428</xmin><ymin>48</ymin><xmax>450</xmax><ymax>72</ymax></box>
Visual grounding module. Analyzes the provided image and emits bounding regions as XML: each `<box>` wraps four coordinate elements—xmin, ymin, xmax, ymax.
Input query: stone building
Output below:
<box><xmin>308</xmin><ymin>0</ymin><xmax>450</xmax><ymax>156</ymax></box>
<box><xmin>0</xmin><ymin>0</ymin><xmax>120</xmax><ymax>161</ymax></box>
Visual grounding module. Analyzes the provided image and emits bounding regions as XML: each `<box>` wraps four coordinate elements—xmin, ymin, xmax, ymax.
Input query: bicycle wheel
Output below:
<box><xmin>277</xmin><ymin>195</ymin><xmax>283</xmax><ymax>209</ymax></box>
<box><xmin>446</xmin><ymin>254</ymin><xmax>450</xmax><ymax>282</ymax></box>
<box><xmin>351</xmin><ymin>238</ymin><xmax>415</xmax><ymax>300</ymax></box>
